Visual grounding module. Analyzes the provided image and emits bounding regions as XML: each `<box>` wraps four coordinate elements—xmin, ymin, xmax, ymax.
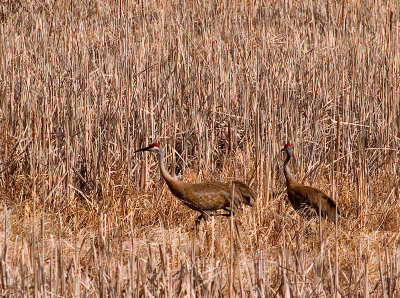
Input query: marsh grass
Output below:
<box><xmin>0</xmin><ymin>0</ymin><xmax>399</xmax><ymax>296</ymax></box>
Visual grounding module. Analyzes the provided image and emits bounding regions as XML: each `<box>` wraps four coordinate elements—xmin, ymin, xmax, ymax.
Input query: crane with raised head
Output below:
<box><xmin>281</xmin><ymin>143</ymin><xmax>340</xmax><ymax>222</ymax></box>
<box><xmin>135</xmin><ymin>143</ymin><xmax>255</xmax><ymax>225</ymax></box>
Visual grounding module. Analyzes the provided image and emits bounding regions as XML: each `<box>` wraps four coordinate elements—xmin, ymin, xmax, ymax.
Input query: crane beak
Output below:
<box><xmin>135</xmin><ymin>145</ymin><xmax>152</xmax><ymax>153</ymax></box>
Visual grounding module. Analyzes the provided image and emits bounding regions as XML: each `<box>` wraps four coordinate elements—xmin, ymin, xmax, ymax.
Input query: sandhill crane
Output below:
<box><xmin>135</xmin><ymin>143</ymin><xmax>255</xmax><ymax>225</ymax></box>
<box><xmin>281</xmin><ymin>143</ymin><xmax>340</xmax><ymax>222</ymax></box>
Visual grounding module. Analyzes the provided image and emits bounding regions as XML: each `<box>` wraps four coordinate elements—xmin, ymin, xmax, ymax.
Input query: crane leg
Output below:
<box><xmin>212</xmin><ymin>208</ymin><xmax>234</xmax><ymax>217</ymax></box>
<box><xmin>220</xmin><ymin>213</ymin><xmax>231</xmax><ymax>217</ymax></box>
<box><xmin>222</xmin><ymin>207</ymin><xmax>234</xmax><ymax>216</ymax></box>
<box><xmin>195</xmin><ymin>214</ymin><xmax>203</xmax><ymax>225</ymax></box>
<box><xmin>195</xmin><ymin>212</ymin><xmax>210</xmax><ymax>225</ymax></box>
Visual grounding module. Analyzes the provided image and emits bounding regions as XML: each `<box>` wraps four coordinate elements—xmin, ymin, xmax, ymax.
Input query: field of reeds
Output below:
<box><xmin>0</xmin><ymin>0</ymin><xmax>399</xmax><ymax>296</ymax></box>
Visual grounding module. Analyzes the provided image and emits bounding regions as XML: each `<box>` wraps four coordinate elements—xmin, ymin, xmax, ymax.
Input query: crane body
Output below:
<box><xmin>282</xmin><ymin>143</ymin><xmax>340</xmax><ymax>222</ymax></box>
<box><xmin>136</xmin><ymin>143</ymin><xmax>255</xmax><ymax>224</ymax></box>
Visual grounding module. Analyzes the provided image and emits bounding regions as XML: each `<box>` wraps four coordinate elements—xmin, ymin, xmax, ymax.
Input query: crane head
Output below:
<box><xmin>281</xmin><ymin>143</ymin><xmax>294</xmax><ymax>155</ymax></box>
<box><xmin>135</xmin><ymin>143</ymin><xmax>160</xmax><ymax>153</ymax></box>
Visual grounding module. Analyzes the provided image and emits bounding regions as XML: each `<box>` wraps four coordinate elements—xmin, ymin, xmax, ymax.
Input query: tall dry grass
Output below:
<box><xmin>0</xmin><ymin>0</ymin><xmax>399</xmax><ymax>296</ymax></box>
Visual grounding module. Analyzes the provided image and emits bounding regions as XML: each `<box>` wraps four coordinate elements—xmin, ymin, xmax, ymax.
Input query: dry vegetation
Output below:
<box><xmin>0</xmin><ymin>0</ymin><xmax>399</xmax><ymax>296</ymax></box>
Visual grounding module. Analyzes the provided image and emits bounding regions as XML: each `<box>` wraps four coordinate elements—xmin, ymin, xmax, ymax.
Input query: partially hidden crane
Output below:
<box><xmin>135</xmin><ymin>143</ymin><xmax>255</xmax><ymax>225</ymax></box>
<box><xmin>281</xmin><ymin>143</ymin><xmax>340</xmax><ymax>222</ymax></box>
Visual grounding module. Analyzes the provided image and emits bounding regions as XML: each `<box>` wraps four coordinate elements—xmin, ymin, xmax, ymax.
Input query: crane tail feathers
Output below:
<box><xmin>321</xmin><ymin>196</ymin><xmax>340</xmax><ymax>221</ymax></box>
<box><xmin>232</xmin><ymin>180</ymin><xmax>256</xmax><ymax>207</ymax></box>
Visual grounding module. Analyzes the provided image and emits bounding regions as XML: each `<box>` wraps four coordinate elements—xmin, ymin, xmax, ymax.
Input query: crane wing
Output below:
<box><xmin>181</xmin><ymin>181</ymin><xmax>255</xmax><ymax>212</ymax></box>
<box><xmin>182</xmin><ymin>182</ymin><xmax>231</xmax><ymax>211</ymax></box>
<box><xmin>289</xmin><ymin>185</ymin><xmax>340</xmax><ymax>221</ymax></box>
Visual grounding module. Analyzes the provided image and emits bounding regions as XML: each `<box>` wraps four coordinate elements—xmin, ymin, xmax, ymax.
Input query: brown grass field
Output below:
<box><xmin>0</xmin><ymin>0</ymin><xmax>399</xmax><ymax>296</ymax></box>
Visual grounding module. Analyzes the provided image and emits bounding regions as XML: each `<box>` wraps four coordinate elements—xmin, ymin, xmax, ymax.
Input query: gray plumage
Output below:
<box><xmin>136</xmin><ymin>143</ymin><xmax>255</xmax><ymax>224</ymax></box>
<box><xmin>282</xmin><ymin>144</ymin><xmax>340</xmax><ymax>222</ymax></box>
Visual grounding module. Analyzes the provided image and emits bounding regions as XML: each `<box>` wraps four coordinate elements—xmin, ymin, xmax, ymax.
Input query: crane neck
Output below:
<box><xmin>283</xmin><ymin>151</ymin><xmax>298</xmax><ymax>187</ymax></box>
<box><xmin>158</xmin><ymin>148</ymin><xmax>176</xmax><ymax>186</ymax></box>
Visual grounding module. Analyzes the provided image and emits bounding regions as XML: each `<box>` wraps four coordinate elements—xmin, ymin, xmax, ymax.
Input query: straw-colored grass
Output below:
<box><xmin>0</xmin><ymin>0</ymin><xmax>399</xmax><ymax>296</ymax></box>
